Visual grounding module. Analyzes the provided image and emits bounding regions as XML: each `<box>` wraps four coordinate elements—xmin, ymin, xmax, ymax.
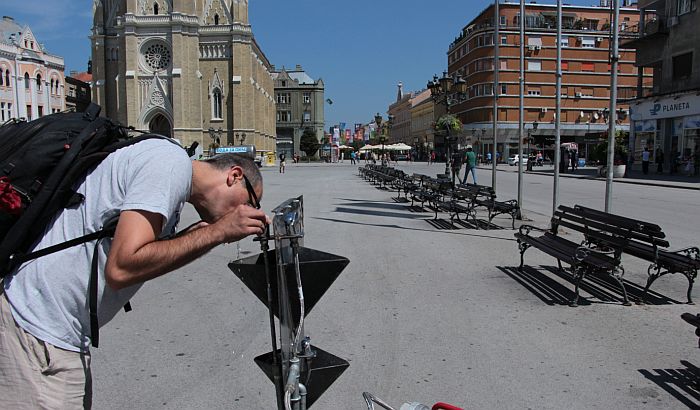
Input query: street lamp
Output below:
<box><xmin>427</xmin><ymin>71</ymin><xmax>467</xmax><ymax>177</ymax></box>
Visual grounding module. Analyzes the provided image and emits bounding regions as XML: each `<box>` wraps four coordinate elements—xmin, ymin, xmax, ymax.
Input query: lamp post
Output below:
<box><xmin>427</xmin><ymin>71</ymin><xmax>467</xmax><ymax>177</ymax></box>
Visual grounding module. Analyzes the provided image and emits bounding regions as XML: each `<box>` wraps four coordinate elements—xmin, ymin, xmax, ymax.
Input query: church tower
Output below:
<box><xmin>91</xmin><ymin>0</ymin><xmax>276</xmax><ymax>152</ymax></box>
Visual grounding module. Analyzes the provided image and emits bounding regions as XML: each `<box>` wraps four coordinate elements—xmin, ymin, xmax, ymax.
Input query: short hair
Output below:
<box><xmin>202</xmin><ymin>154</ymin><xmax>262</xmax><ymax>188</ymax></box>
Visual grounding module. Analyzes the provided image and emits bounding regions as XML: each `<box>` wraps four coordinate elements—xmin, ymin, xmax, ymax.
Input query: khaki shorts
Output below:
<box><xmin>0</xmin><ymin>289</ymin><xmax>92</xmax><ymax>409</ymax></box>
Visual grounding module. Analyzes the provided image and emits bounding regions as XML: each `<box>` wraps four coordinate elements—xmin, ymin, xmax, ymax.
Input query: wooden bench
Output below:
<box><xmin>514</xmin><ymin>205</ymin><xmax>662</xmax><ymax>306</ymax></box>
<box><xmin>574</xmin><ymin>205</ymin><xmax>699</xmax><ymax>304</ymax></box>
<box><xmin>434</xmin><ymin>184</ymin><xmax>479</xmax><ymax>226</ymax></box>
<box><xmin>458</xmin><ymin>184</ymin><xmax>519</xmax><ymax>229</ymax></box>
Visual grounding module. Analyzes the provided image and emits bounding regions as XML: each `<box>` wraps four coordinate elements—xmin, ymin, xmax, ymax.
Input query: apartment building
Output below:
<box><xmin>272</xmin><ymin>64</ymin><xmax>325</xmax><ymax>158</ymax></box>
<box><xmin>446</xmin><ymin>1</ymin><xmax>650</xmax><ymax>160</ymax></box>
<box><xmin>626</xmin><ymin>0</ymin><xmax>699</xmax><ymax>170</ymax></box>
<box><xmin>0</xmin><ymin>16</ymin><xmax>65</xmax><ymax>122</ymax></box>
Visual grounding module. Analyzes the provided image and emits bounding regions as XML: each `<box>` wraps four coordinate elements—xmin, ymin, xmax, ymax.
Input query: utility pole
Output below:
<box><xmin>605</xmin><ymin>0</ymin><xmax>620</xmax><ymax>212</ymax></box>
<box><xmin>492</xmin><ymin>0</ymin><xmax>500</xmax><ymax>191</ymax></box>
<box><xmin>517</xmin><ymin>0</ymin><xmax>525</xmax><ymax>218</ymax></box>
<box><xmin>553</xmin><ymin>0</ymin><xmax>562</xmax><ymax>216</ymax></box>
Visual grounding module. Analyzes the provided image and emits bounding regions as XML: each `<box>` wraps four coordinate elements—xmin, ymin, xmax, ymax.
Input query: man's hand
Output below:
<box><xmin>209</xmin><ymin>205</ymin><xmax>270</xmax><ymax>243</ymax></box>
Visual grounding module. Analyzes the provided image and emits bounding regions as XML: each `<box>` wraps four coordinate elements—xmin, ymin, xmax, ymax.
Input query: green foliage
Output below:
<box><xmin>299</xmin><ymin>129</ymin><xmax>320</xmax><ymax>157</ymax></box>
<box><xmin>590</xmin><ymin>132</ymin><xmax>629</xmax><ymax>165</ymax></box>
<box><xmin>435</xmin><ymin>115</ymin><xmax>463</xmax><ymax>134</ymax></box>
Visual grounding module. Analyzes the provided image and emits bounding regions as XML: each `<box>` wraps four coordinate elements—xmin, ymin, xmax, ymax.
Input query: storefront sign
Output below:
<box><xmin>683</xmin><ymin>115</ymin><xmax>700</xmax><ymax>130</ymax></box>
<box><xmin>633</xmin><ymin>119</ymin><xmax>656</xmax><ymax>132</ymax></box>
<box><xmin>631</xmin><ymin>93</ymin><xmax>700</xmax><ymax>120</ymax></box>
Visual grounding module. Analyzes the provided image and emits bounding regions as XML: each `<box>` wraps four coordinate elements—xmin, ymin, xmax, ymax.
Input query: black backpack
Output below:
<box><xmin>0</xmin><ymin>103</ymin><xmax>173</xmax><ymax>347</ymax></box>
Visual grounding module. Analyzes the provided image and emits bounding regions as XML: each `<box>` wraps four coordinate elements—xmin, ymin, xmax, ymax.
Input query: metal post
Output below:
<box><xmin>492</xmin><ymin>0</ymin><xmax>500</xmax><ymax>190</ymax></box>
<box><xmin>605</xmin><ymin>0</ymin><xmax>620</xmax><ymax>212</ymax></box>
<box><xmin>553</xmin><ymin>0</ymin><xmax>562</xmax><ymax>216</ymax></box>
<box><xmin>517</xmin><ymin>0</ymin><xmax>525</xmax><ymax>218</ymax></box>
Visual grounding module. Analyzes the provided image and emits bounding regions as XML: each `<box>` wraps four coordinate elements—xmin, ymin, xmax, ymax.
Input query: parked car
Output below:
<box><xmin>507</xmin><ymin>154</ymin><xmax>528</xmax><ymax>166</ymax></box>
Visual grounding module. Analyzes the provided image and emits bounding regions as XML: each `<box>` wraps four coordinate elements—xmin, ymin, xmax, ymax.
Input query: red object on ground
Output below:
<box><xmin>432</xmin><ymin>403</ymin><xmax>463</xmax><ymax>410</ymax></box>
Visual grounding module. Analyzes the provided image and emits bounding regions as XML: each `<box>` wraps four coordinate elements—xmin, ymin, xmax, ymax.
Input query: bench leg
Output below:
<box><xmin>611</xmin><ymin>266</ymin><xmax>632</xmax><ymax>306</ymax></box>
<box><xmin>517</xmin><ymin>241</ymin><xmax>530</xmax><ymax>271</ymax></box>
<box><xmin>570</xmin><ymin>266</ymin><xmax>585</xmax><ymax>307</ymax></box>
<box><xmin>684</xmin><ymin>269</ymin><xmax>697</xmax><ymax>305</ymax></box>
<box><xmin>642</xmin><ymin>264</ymin><xmax>664</xmax><ymax>304</ymax></box>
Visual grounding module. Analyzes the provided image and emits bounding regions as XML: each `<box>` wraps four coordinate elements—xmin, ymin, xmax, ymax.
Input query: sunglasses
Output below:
<box><xmin>243</xmin><ymin>174</ymin><xmax>260</xmax><ymax>209</ymax></box>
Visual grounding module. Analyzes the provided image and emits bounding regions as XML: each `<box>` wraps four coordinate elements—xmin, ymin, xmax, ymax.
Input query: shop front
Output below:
<box><xmin>630</xmin><ymin>92</ymin><xmax>700</xmax><ymax>172</ymax></box>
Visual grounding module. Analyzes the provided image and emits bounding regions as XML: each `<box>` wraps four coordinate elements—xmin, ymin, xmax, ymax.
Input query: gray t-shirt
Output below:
<box><xmin>4</xmin><ymin>139</ymin><xmax>192</xmax><ymax>352</ymax></box>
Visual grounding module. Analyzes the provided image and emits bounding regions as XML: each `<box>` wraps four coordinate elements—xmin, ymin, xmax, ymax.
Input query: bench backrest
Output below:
<box><xmin>572</xmin><ymin>205</ymin><xmax>669</xmax><ymax>249</ymax></box>
<box><xmin>553</xmin><ymin>205</ymin><xmax>670</xmax><ymax>250</ymax></box>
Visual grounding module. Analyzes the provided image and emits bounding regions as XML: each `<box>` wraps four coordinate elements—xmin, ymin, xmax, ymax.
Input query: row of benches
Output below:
<box><xmin>515</xmin><ymin>204</ymin><xmax>699</xmax><ymax>306</ymax></box>
<box><xmin>358</xmin><ymin>164</ymin><xmax>520</xmax><ymax>229</ymax></box>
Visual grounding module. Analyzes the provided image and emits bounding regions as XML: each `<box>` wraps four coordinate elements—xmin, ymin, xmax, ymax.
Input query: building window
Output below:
<box><xmin>673</xmin><ymin>52</ymin><xmax>693</xmax><ymax>80</ymax></box>
<box><xmin>527</xmin><ymin>36</ymin><xmax>542</xmax><ymax>46</ymax></box>
<box><xmin>561</xmin><ymin>61</ymin><xmax>569</xmax><ymax>71</ymax></box>
<box><xmin>500</xmin><ymin>59</ymin><xmax>507</xmax><ymax>70</ymax></box>
<box><xmin>582</xmin><ymin>62</ymin><xmax>594</xmax><ymax>71</ymax></box>
<box><xmin>0</xmin><ymin>72</ymin><xmax>3</xmax><ymax>86</ymax></box>
<box><xmin>213</xmin><ymin>89</ymin><xmax>222</xmax><ymax>119</ymax></box>
<box><xmin>580</xmin><ymin>87</ymin><xmax>594</xmax><ymax>97</ymax></box>
<box><xmin>483</xmin><ymin>83</ymin><xmax>493</xmax><ymax>95</ymax></box>
<box><xmin>5</xmin><ymin>70</ymin><xmax>9</xmax><ymax>87</ymax></box>
<box><xmin>527</xmin><ymin>88</ymin><xmax>541</xmax><ymax>96</ymax></box>
<box><xmin>500</xmin><ymin>15</ymin><xmax>507</xmax><ymax>26</ymax></box>
<box><xmin>26</xmin><ymin>105</ymin><xmax>32</xmax><ymax>120</ymax></box>
<box><xmin>281</xmin><ymin>80</ymin><xmax>286</xmax><ymax>87</ymax></box>
<box><xmin>24</xmin><ymin>73</ymin><xmax>30</xmax><ymax>89</ymax></box>
<box><xmin>154</xmin><ymin>3</ymin><xmax>159</xmax><ymax>15</ymax></box>
<box><xmin>584</xmin><ymin>19</ymin><xmax>599</xmax><ymax>30</ymax></box>
<box><xmin>36</xmin><ymin>74</ymin><xmax>42</xmax><ymax>92</ymax></box>
<box><xmin>277</xmin><ymin>111</ymin><xmax>291</xmax><ymax>122</ymax></box>
<box><xmin>559</xmin><ymin>37</ymin><xmax>569</xmax><ymax>47</ymax></box>
<box><xmin>303</xmin><ymin>111</ymin><xmax>311</xmax><ymax>122</ymax></box>
<box><xmin>500</xmin><ymin>84</ymin><xmax>507</xmax><ymax>95</ymax></box>
<box><xmin>501</xmin><ymin>35</ymin><xmax>508</xmax><ymax>45</ymax></box>
<box><xmin>527</xmin><ymin>60</ymin><xmax>542</xmax><ymax>71</ymax></box>
<box><xmin>37</xmin><ymin>106</ymin><xmax>43</xmax><ymax>118</ymax></box>
<box><xmin>677</xmin><ymin>0</ymin><xmax>694</xmax><ymax>15</ymax></box>
<box><xmin>0</xmin><ymin>103</ymin><xmax>4</xmax><ymax>121</ymax></box>
<box><xmin>581</xmin><ymin>37</ymin><xmax>596</xmax><ymax>48</ymax></box>
<box><xmin>277</xmin><ymin>93</ymin><xmax>290</xmax><ymax>104</ymax></box>
<box><xmin>303</xmin><ymin>92</ymin><xmax>311</xmax><ymax>104</ymax></box>
<box><xmin>214</xmin><ymin>14</ymin><xmax>219</xmax><ymax>25</ymax></box>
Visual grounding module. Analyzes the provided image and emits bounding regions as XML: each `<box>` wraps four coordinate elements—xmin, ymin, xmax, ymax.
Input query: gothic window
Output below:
<box><xmin>154</xmin><ymin>3</ymin><xmax>159</xmax><ymax>15</ymax></box>
<box><xmin>213</xmin><ymin>89</ymin><xmax>223</xmax><ymax>119</ymax></box>
<box><xmin>50</xmin><ymin>78</ymin><xmax>53</xmax><ymax>93</ymax></box>
<box><xmin>36</xmin><ymin>74</ymin><xmax>42</xmax><ymax>92</ymax></box>
<box><xmin>5</xmin><ymin>70</ymin><xmax>10</xmax><ymax>88</ymax></box>
<box><xmin>214</xmin><ymin>14</ymin><xmax>219</xmax><ymax>25</ymax></box>
<box><xmin>0</xmin><ymin>71</ymin><xmax>3</xmax><ymax>86</ymax></box>
<box><xmin>143</xmin><ymin>42</ymin><xmax>171</xmax><ymax>71</ymax></box>
<box><xmin>24</xmin><ymin>73</ymin><xmax>30</xmax><ymax>89</ymax></box>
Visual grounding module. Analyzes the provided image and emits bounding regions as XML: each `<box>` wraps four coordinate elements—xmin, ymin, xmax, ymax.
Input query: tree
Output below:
<box><xmin>299</xmin><ymin>128</ymin><xmax>320</xmax><ymax>157</ymax></box>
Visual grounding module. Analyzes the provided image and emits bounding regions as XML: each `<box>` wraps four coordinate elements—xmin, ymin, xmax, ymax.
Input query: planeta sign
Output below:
<box><xmin>630</xmin><ymin>93</ymin><xmax>700</xmax><ymax>120</ymax></box>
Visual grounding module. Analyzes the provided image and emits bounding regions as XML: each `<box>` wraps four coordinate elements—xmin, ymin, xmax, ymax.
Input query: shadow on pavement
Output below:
<box><xmin>313</xmin><ymin>217</ymin><xmax>517</xmax><ymax>242</ymax></box>
<box><xmin>497</xmin><ymin>265</ymin><xmax>681</xmax><ymax>306</ymax></box>
<box><xmin>639</xmin><ymin>360</ymin><xmax>700</xmax><ymax>409</ymax></box>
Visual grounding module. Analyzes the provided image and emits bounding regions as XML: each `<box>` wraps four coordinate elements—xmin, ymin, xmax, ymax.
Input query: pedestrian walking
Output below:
<box><xmin>462</xmin><ymin>145</ymin><xmax>478</xmax><ymax>185</ymax></box>
<box><xmin>279</xmin><ymin>152</ymin><xmax>286</xmax><ymax>173</ymax></box>
<box><xmin>486</xmin><ymin>152</ymin><xmax>492</xmax><ymax>165</ymax></box>
<box><xmin>656</xmin><ymin>148</ymin><xmax>664</xmax><ymax>174</ymax></box>
<box><xmin>350</xmin><ymin>151</ymin><xmax>356</xmax><ymax>165</ymax></box>
<box><xmin>429</xmin><ymin>151</ymin><xmax>436</xmax><ymax>165</ymax></box>
<box><xmin>0</xmin><ymin>146</ymin><xmax>269</xmax><ymax>408</ymax></box>
<box><xmin>642</xmin><ymin>147</ymin><xmax>650</xmax><ymax>175</ymax></box>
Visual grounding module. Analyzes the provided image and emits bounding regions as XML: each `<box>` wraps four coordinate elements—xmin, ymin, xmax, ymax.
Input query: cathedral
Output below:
<box><xmin>91</xmin><ymin>0</ymin><xmax>276</xmax><ymax>152</ymax></box>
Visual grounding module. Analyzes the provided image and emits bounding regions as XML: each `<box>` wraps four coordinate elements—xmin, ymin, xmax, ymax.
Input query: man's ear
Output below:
<box><xmin>226</xmin><ymin>165</ymin><xmax>244</xmax><ymax>186</ymax></box>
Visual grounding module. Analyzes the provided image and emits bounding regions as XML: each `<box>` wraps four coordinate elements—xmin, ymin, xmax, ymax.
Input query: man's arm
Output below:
<box><xmin>105</xmin><ymin>206</ymin><xmax>267</xmax><ymax>290</ymax></box>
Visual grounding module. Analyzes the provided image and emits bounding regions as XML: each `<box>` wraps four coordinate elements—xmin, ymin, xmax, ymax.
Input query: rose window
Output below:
<box><xmin>144</xmin><ymin>43</ymin><xmax>171</xmax><ymax>71</ymax></box>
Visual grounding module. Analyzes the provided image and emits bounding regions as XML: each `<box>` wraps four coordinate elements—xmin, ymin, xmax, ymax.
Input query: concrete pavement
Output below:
<box><xmin>91</xmin><ymin>161</ymin><xmax>700</xmax><ymax>409</ymax></box>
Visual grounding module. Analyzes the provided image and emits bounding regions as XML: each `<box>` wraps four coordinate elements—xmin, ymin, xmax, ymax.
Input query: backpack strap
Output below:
<box><xmin>9</xmin><ymin>226</ymin><xmax>116</xmax><ymax>267</ymax></box>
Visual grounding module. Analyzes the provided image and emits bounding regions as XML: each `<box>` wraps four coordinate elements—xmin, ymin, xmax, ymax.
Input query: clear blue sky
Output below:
<box><xmin>6</xmin><ymin>0</ymin><xmax>599</xmax><ymax>129</ymax></box>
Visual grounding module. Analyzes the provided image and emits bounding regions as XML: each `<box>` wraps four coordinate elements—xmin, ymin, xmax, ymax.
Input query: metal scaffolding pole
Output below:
<box><xmin>605</xmin><ymin>0</ymin><xmax>620</xmax><ymax>212</ymax></box>
<box><xmin>553</xmin><ymin>0</ymin><xmax>562</xmax><ymax>216</ymax></box>
<box><xmin>517</xmin><ymin>0</ymin><xmax>525</xmax><ymax>218</ymax></box>
<box><xmin>492</xmin><ymin>0</ymin><xmax>500</xmax><ymax>191</ymax></box>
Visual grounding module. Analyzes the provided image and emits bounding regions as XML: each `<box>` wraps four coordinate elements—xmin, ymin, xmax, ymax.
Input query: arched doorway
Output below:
<box><xmin>149</xmin><ymin>114</ymin><xmax>171</xmax><ymax>137</ymax></box>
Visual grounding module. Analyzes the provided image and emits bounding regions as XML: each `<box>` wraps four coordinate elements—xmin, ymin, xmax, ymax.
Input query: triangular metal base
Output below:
<box><xmin>228</xmin><ymin>247</ymin><xmax>349</xmax><ymax>325</ymax></box>
<box><xmin>254</xmin><ymin>346</ymin><xmax>350</xmax><ymax>408</ymax></box>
